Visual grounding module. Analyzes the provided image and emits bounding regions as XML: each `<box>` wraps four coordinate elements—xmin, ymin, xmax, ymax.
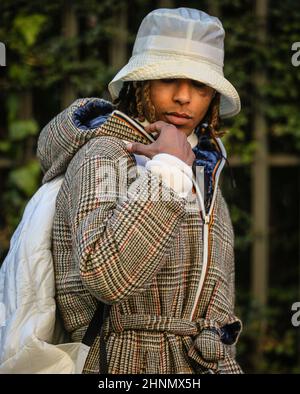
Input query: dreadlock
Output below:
<box><xmin>113</xmin><ymin>81</ymin><xmax>156</xmax><ymax>123</ymax></box>
<box><xmin>113</xmin><ymin>81</ymin><xmax>225</xmax><ymax>138</ymax></box>
<box><xmin>198</xmin><ymin>92</ymin><xmax>227</xmax><ymax>138</ymax></box>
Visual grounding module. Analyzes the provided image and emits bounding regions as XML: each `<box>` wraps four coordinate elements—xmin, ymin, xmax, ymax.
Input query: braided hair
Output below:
<box><xmin>113</xmin><ymin>81</ymin><xmax>226</xmax><ymax>138</ymax></box>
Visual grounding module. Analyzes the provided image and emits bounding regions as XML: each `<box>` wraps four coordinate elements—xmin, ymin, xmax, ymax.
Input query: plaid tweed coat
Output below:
<box><xmin>37</xmin><ymin>97</ymin><xmax>243</xmax><ymax>374</ymax></box>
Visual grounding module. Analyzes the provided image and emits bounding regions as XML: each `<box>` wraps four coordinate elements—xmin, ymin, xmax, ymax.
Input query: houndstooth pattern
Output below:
<box><xmin>37</xmin><ymin>98</ymin><xmax>243</xmax><ymax>374</ymax></box>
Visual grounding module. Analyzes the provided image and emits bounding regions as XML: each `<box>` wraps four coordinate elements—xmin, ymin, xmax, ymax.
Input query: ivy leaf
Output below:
<box><xmin>13</xmin><ymin>14</ymin><xmax>47</xmax><ymax>48</ymax></box>
<box><xmin>9</xmin><ymin>119</ymin><xmax>39</xmax><ymax>141</ymax></box>
<box><xmin>0</xmin><ymin>141</ymin><xmax>11</xmax><ymax>152</ymax></box>
<box><xmin>9</xmin><ymin>160</ymin><xmax>41</xmax><ymax>197</ymax></box>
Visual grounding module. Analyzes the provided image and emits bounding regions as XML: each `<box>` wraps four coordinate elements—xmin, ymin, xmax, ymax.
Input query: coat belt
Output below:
<box><xmin>105</xmin><ymin>311</ymin><xmax>220</xmax><ymax>336</ymax></box>
<box><xmin>103</xmin><ymin>309</ymin><xmax>243</xmax><ymax>374</ymax></box>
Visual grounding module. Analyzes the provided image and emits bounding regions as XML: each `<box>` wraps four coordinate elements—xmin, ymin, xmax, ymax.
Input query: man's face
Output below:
<box><xmin>149</xmin><ymin>78</ymin><xmax>215</xmax><ymax>136</ymax></box>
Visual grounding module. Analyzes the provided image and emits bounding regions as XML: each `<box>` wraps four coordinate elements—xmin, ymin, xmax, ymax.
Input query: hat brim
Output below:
<box><xmin>108</xmin><ymin>55</ymin><xmax>241</xmax><ymax>118</ymax></box>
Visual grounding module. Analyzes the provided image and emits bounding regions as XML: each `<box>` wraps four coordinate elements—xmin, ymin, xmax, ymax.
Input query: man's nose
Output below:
<box><xmin>173</xmin><ymin>80</ymin><xmax>191</xmax><ymax>104</ymax></box>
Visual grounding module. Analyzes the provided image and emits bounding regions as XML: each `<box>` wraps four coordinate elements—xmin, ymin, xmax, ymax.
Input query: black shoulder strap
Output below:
<box><xmin>82</xmin><ymin>302</ymin><xmax>109</xmax><ymax>346</ymax></box>
<box><xmin>81</xmin><ymin>302</ymin><xmax>111</xmax><ymax>373</ymax></box>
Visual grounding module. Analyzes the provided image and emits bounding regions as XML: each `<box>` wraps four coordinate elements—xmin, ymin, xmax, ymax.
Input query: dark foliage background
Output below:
<box><xmin>0</xmin><ymin>0</ymin><xmax>299</xmax><ymax>373</ymax></box>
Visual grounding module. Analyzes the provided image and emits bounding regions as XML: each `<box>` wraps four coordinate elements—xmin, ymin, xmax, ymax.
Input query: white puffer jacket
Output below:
<box><xmin>0</xmin><ymin>176</ymin><xmax>89</xmax><ymax>374</ymax></box>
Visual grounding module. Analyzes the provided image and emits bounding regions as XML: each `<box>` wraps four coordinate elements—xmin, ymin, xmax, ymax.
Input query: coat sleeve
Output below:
<box><xmin>67</xmin><ymin>137</ymin><xmax>187</xmax><ymax>304</ymax></box>
<box><xmin>224</xmin><ymin>270</ymin><xmax>241</xmax><ymax>359</ymax></box>
<box><xmin>207</xmin><ymin>188</ymin><xmax>242</xmax><ymax>357</ymax></box>
<box><xmin>221</xmin><ymin>195</ymin><xmax>243</xmax><ymax>357</ymax></box>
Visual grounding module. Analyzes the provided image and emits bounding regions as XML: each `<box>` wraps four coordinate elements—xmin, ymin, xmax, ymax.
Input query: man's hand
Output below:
<box><xmin>125</xmin><ymin>121</ymin><xmax>195</xmax><ymax>166</ymax></box>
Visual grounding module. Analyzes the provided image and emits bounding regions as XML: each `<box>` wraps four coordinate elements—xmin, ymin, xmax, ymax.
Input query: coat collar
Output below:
<box><xmin>100</xmin><ymin>110</ymin><xmax>154</xmax><ymax>145</ymax></box>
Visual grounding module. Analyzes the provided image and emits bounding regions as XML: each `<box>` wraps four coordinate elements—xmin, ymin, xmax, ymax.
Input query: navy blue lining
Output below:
<box><xmin>220</xmin><ymin>321</ymin><xmax>242</xmax><ymax>345</ymax></box>
<box><xmin>206</xmin><ymin>321</ymin><xmax>241</xmax><ymax>345</ymax></box>
<box><xmin>192</xmin><ymin>131</ymin><xmax>222</xmax><ymax>210</ymax></box>
<box><xmin>73</xmin><ymin>100</ymin><xmax>113</xmax><ymax>130</ymax></box>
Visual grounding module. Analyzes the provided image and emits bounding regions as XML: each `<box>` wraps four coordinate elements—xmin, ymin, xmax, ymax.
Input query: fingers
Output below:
<box><xmin>144</xmin><ymin>121</ymin><xmax>164</xmax><ymax>132</ymax></box>
<box><xmin>125</xmin><ymin>121</ymin><xmax>192</xmax><ymax>164</ymax></box>
<box><xmin>125</xmin><ymin>142</ymin><xmax>154</xmax><ymax>158</ymax></box>
<box><xmin>145</xmin><ymin>121</ymin><xmax>175</xmax><ymax>134</ymax></box>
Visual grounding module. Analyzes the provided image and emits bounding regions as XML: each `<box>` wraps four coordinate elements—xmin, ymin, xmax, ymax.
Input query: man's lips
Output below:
<box><xmin>164</xmin><ymin>112</ymin><xmax>193</xmax><ymax>126</ymax></box>
<box><xmin>166</xmin><ymin>112</ymin><xmax>192</xmax><ymax>119</ymax></box>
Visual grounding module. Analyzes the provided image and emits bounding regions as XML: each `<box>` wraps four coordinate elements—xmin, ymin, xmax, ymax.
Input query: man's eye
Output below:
<box><xmin>161</xmin><ymin>78</ymin><xmax>175</xmax><ymax>83</ymax></box>
<box><xmin>192</xmin><ymin>81</ymin><xmax>206</xmax><ymax>89</ymax></box>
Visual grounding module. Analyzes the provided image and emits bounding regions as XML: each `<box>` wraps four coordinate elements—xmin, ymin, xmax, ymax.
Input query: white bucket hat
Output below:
<box><xmin>108</xmin><ymin>8</ymin><xmax>241</xmax><ymax>118</ymax></box>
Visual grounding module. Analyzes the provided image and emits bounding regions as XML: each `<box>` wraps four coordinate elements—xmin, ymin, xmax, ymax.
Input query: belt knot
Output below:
<box><xmin>193</xmin><ymin>318</ymin><xmax>225</xmax><ymax>363</ymax></box>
